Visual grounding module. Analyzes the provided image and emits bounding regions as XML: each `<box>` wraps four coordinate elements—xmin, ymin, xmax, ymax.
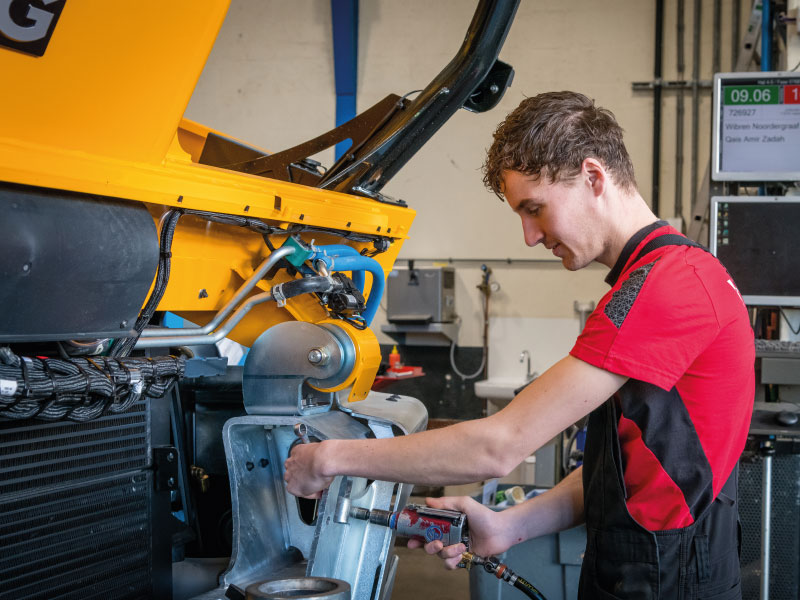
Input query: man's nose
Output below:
<box><xmin>521</xmin><ymin>218</ymin><xmax>543</xmax><ymax>247</ymax></box>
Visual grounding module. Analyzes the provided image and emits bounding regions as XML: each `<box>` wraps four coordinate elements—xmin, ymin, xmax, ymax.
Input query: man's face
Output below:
<box><xmin>501</xmin><ymin>169</ymin><xmax>602</xmax><ymax>271</ymax></box>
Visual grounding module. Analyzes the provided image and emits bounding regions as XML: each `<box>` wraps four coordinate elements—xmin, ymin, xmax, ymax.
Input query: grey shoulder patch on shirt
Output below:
<box><xmin>604</xmin><ymin>261</ymin><xmax>657</xmax><ymax>328</ymax></box>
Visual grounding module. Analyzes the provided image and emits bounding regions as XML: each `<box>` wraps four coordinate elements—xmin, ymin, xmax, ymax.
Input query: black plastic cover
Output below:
<box><xmin>0</xmin><ymin>184</ymin><xmax>159</xmax><ymax>342</ymax></box>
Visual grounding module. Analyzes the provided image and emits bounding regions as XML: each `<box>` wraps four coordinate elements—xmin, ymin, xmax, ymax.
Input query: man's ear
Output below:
<box><xmin>582</xmin><ymin>158</ymin><xmax>607</xmax><ymax>197</ymax></box>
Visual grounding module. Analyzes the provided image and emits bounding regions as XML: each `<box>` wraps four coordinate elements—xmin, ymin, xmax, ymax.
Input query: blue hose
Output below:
<box><xmin>311</xmin><ymin>250</ymin><xmax>365</xmax><ymax>292</ymax></box>
<box><xmin>313</xmin><ymin>245</ymin><xmax>366</xmax><ymax>291</ymax></box>
<box><xmin>316</xmin><ymin>244</ymin><xmax>361</xmax><ymax>257</ymax></box>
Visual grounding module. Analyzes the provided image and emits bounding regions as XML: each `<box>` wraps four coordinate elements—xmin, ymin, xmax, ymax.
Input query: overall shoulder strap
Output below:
<box><xmin>631</xmin><ymin>233</ymin><xmax>709</xmax><ymax>266</ymax></box>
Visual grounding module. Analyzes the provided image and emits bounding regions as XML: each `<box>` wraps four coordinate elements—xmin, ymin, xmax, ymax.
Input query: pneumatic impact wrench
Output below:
<box><xmin>349</xmin><ymin>504</ymin><xmax>546</xmax><ymax>600</ymax></box>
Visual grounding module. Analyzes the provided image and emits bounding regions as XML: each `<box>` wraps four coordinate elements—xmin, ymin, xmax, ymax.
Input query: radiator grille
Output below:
<box><xmin>0</xmin><ymin>472</ymin><xmax>153</xmax><ymax>600</ymax></box>
<box><xmin>0</xmin><ymin>402</ymin><xmax>149</xmax><ymax>496</ymax></box>
<box><xmin>739</xmin><ymin>454</ymin><xmax>800</xmax><ymax>600</ymax></box>
<box><xmin>0</xmin><ymin>400</ymin><xmax>155</xmax><ymax>599</ymax></box>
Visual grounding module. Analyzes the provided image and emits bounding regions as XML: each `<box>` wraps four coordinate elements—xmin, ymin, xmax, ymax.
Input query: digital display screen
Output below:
<box><xmin>712</xmin><ymin>197</ymin><xmax>800</xmax><ymax>305</ymax></box>
<box><xmin>714</xmin><ymin>73</ymin><xmax>800</xmax><ymax>180</ymax></box>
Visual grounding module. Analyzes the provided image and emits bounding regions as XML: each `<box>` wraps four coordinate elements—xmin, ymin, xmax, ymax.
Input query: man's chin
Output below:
<box><xmin>561</xmin><ymin>255</ymin><xmax>588</xmax><ymax>271</ymax></box>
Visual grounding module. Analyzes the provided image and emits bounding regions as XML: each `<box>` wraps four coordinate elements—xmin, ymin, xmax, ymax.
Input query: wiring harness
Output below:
<box><xmin>110</xmin><ymin>209</ymin><xmax>182</xmax><ymax>358</ymax></box>
<box><xmin>0</xmin><ymin>347</ymin><xmax>184</xmax><ymax>422</ymax></box>
<box><xmin>183</xmin><ymin>209</ymin><xmax>393</xmax><ymax>250</ymax></box>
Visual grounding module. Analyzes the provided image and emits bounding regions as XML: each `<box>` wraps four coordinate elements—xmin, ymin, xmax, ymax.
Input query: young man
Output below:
<box><xmin>284</xmin><ymin>92</ymin><xmax>754</xmax><ymax>599</ymax></box>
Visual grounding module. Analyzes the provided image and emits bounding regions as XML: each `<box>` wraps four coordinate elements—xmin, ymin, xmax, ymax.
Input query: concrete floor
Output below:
<box><xmin>391</xmin><ymin>544</ymin><xmax>470</xmax><ymax>600</ymax></box>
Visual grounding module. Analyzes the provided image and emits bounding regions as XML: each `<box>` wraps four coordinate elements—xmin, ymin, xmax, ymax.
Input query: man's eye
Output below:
<box><xmin>527</xmin><ymin>207</ymin><xmax>540</xmax><ymax>216</ymax></box>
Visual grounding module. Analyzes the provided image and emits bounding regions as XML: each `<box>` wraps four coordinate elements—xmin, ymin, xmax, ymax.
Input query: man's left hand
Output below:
<box><xmin>284</xmin><ymin>441</ymin><xmax>334</xmax><ymax>498</ymax></box>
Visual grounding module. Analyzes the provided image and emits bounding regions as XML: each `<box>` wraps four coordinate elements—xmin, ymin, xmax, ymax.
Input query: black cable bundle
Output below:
<box><xmin>0</xmin><ymin>347</ymin><xmax>184</xmax><ymax>422</ymax></box>
<box><xmin>110</xmin><ymin>209</ymin><xmax>182</xmax><ymax>357</ymax></box>
<box><xmin>184</xmin><ymin>209</ymin><xmax>391</xmax><ymax>246</ymax></box>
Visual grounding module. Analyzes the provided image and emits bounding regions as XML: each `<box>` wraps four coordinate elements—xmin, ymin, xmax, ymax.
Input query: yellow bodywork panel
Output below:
<box><xmin>0</xmin><ymin>1</ymin><xmax>229</xmax><ymax>165</ymax></box>
<box><xmin>0</xmin><ymin>0</ymin><xmax>415</xmax><ymax>400</ymax></box>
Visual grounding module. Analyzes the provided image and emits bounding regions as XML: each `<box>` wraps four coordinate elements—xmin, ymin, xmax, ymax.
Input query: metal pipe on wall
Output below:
<box><xmin>732</xmin><ymin>0</ymin><xmax>741</xmax><ymax>71</ymax></box>
<box><xmin>713</xmin><ymin>0</ymin><xmax>722</xmax><ymax>74</ymax></box>
<box><xmin>675</xmin><ymin>0</ymin><xmax>685</xmax><ymax>221</ymax></box>
<box><xmin>690</xmin><ymin>0</ymin><xmax>702</xmax><ymax>213</ymax></box>
<box><xmin>762</xmin><ymin>0</ymin><xmax>772</xmax><ymax>71</ymax></box>
<box><xmin>761</xmin><ymin>455</ymin><xmax>772</xmax><ymax>600</ymax></box>
<box><xmin>652</xmin><ymin>0</ymin><xmax>664</xmax><ymax>216</ymax></box>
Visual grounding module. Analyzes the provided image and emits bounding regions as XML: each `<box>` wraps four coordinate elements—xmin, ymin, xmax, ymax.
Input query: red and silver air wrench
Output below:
<box><xmin>349</xmin><ymin>503</ymin><xmax>469</xmax><ymax>547</ymax></box>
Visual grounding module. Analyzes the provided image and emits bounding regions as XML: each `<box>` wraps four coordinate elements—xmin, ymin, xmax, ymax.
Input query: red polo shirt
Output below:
<box><xmin>570</xmin><ymin>223</ymin><xmax>754</xmax><ymax>530</ymax></box>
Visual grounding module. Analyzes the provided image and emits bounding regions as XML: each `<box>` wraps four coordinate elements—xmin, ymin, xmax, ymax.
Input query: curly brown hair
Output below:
<box><xmin>483</xmin><ymin>91</ymin><xmax>638</xmax><ymax>199</ymax></box>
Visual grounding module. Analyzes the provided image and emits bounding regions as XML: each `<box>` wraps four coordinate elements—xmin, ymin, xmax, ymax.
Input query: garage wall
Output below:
<box><xmin>186</xmin><ymin>0</ymin><xmax>748</xmax><ymax>346</ymax></box>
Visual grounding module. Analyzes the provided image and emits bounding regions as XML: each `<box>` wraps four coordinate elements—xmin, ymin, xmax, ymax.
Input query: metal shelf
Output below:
<box><xmin>380</xmin><ymin>322</ymin><xmax>459</xmax><ymax>347</ymax></box>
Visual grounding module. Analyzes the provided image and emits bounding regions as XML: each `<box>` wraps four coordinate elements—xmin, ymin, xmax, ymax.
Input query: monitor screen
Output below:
<box><xmin>712</xmin><ymin>71</ymin><xmax>800</xmax><ymax>181</ymax></box>
<box><xmin>710</xmin><ymin>196</ymin><xmax>800</xmax><ymax>306</ymax></box>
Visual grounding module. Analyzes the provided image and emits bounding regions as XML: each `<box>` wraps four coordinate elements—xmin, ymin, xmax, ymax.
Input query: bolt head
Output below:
<box><xmin>308</xmin><ymin>348</ymin><xmax>324</xmax><ymax>364</ymax></box>
<box><xmin>167</xmin><ymin>477</ymin><xmax>175</xmax><ymax>488</ymax></box>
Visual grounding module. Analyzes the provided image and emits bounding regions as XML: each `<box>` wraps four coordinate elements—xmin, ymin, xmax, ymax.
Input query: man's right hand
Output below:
<box><xmin>284</xmin><ymin>440</ymin><xmax>334</xmax><ymax>499</ymax></box>
<box><xmin>407</xmin><ymin>496</ymin><xmax>515</xmax><ymax>570</ymax></box>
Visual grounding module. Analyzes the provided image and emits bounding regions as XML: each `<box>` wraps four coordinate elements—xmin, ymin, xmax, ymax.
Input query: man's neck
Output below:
<box><xmin>597</xmin><ymin>191</ymin><xmax>659</xmax><ymax>269</ymax></box>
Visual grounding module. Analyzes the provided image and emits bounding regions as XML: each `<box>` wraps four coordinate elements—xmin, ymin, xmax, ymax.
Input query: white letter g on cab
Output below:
<box><xmin>0</xmin><ymin>0</ymin><xmax>58</xmax><ymax>43</ymax></box>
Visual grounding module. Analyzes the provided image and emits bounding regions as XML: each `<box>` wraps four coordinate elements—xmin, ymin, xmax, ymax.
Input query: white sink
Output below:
<box><xmin>474</xmin><ymin>377</ymin><xmax>534</xmax><ymax>401</ymax></box>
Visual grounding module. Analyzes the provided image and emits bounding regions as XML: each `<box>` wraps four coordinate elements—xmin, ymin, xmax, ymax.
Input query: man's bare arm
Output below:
<box><xmin>503</xmin><ymin>465</ymin><xmax>585</xmax><ymax>541</ymax></box>
<box><xmin>420</xmin><ymin>466</ymin><xmax>586</xmax><ymax>568</ymax></box>
<box><xmin>284</xmin><ymin>355</ymin><xmax>625</xmax><ymax>497</ymax></box>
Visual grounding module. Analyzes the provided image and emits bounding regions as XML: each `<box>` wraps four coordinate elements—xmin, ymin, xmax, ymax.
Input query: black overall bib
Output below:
<box><xmin>577</xmin><ymin>234</ymin><xmax>743</xmax><ymax>600</ymax></box>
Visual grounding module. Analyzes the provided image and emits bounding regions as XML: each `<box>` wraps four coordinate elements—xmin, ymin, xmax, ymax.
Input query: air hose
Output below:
<box><xmin>462</xmin><ymin>552</ymin><xmax>547</xmax><ymax>600</ymax></box>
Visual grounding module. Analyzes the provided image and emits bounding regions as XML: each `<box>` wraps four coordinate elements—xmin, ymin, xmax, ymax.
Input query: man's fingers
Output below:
<box><xmin>285</xmin><ymin>482</ymin><xmax>323</xmax><ymax>499</ymax></box>
<box><xmin>424</xmin><ymin>496</ymin><xmax>451</xmax><ymax>509</ymax></box>
<box><xmin>425</xmin><ymin>495</ymin><xmax>471</xmax><ymax>512</ymax></box>
<box><xmin>437</xmin><ymin>543</ymin><xmax>466</xmax><ymax>560</ymax></box>
<box><xmin>411</xmin><ymin>539</ymin><xmax>464</xmax><ymax>573</ymax></box>
<box><xmin>423</xmin><ymin>540</ymin><xmax>444</xmax><ymax>555</ymax></box>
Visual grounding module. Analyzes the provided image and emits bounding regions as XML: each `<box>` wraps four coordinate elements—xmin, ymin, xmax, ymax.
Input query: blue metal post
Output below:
<box><xmin>331</xmin><ymin>0</ymin><xmax>358</xmax><ymax>160</ymax></box>
<box><xmin>761</xmin><ymin>0</ymin><xmax>771</xmax><ymax>71</ymax></box>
